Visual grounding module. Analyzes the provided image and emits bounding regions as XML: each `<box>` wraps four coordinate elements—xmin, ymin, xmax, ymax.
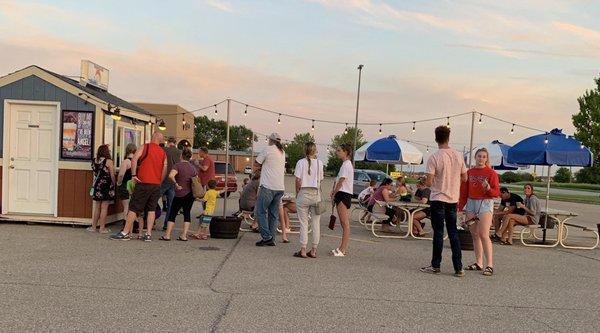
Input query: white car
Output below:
<box><xmin>244</xmin><ymin>166</ymin><xmax>253</xmax><ymax>175</ymax></box>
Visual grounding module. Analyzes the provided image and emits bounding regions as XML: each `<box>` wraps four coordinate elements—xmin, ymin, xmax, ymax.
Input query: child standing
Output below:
<box><xmin>192</xmin><ymin>179</ymin><xmax>220</xmax><ymax>240</ymax></box>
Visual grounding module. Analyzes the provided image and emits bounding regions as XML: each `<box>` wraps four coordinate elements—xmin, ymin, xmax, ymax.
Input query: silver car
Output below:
<box><xmin>353</xmin><ymin>169</ymin><xmax>389</xmax><ymax>197</ymax></box>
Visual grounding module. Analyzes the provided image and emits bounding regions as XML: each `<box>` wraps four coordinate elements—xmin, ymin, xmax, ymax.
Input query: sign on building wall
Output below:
<box><xmin>80</xmin><ymin>60</ymin><xmax>109</xmax><ymax>90</ymax></box>
<box><xmin>61</xmin><ymin>111</ymin><xmax>94</xmax><ymax>160</ymax></box>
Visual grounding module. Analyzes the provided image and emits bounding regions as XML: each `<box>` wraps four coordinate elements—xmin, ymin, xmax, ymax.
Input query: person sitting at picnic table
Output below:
<box><xmin>358</xmin><ymin>180</ymin><xmax>377</xmax><ymax>223</ymax></box>
<box><xmin>395</xmin><ymin>176</ymin><xmax>412</xmax><ymax>202</ymax></box>
<box><xmin>491</xmin><ymin>187</ymin><xmax>525</xmax><ymax>242</ymax></box>
<box><xmin>412</xmin><ymin>177</ymin><xmax>431</xmax><ymax>236</ymax></box>
<box><xmin>279</xmin><ymin>197</ymin><xmax>296</xmax><ymax>243</ymax></box>
<box><xmin>238</xmin><ymin>172</ymin><xmax>260</xmax><ymax>232</ymax></box>
<box><xmin>497</xmin><ymin>183</ymin><xmax>541</xmax><ymax>245</ymax></box>
<box><xmin>368</xmin><ymin>178</ymin><xmax>398</xmax><ymax>233</ymax></box>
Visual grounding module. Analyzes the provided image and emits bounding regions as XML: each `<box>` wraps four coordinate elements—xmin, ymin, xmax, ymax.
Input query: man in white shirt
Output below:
<box><xmin>254</xmin><ymin>133</ymin><xmax>286</xmax><ymax>246</ymax></box>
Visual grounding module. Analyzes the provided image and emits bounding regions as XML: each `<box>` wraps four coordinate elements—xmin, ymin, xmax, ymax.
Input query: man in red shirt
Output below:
<box><xmin>196</xmin><ymin>147</ymin><xmax>215</xmax><ymax>187</ymax></box>
<box><xmin>111</xmin><ymin>132</ymin><xmax>167</xmax><ymax>241</ymax></box>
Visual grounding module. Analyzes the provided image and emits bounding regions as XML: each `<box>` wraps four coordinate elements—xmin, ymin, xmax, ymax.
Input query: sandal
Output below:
<box><xmin>201</xmin><ymin>235</ymin><xmax>209</xmax><ymax>240</ymax></box>
<box><xmin>177</xmin><ymin>236</ymin><xmax>188</xmax><ymax>242</ymax></box>
<box><xmin>500</xmin><ymin>240</ymin><xmax>512</xmax><ymax>245</ymax></box>
<box><xmin>293</xmin><ymin>251</ymin><xmax>308</xmax><ymax>258</ymax></box>
<box><xmin>307</xmin><ymin>250</ymin><xmax>317</xmax><ymax>258</ymax></box>
<box><xmin>159</xmin><ymin>236</ymin><xmax>171</xmax><ymax>241</ymax></box>
<box><xmin>465</xmin><ymin>263</ymin><xmax>483</xmax><ymax>271</ymax></box>
<box><xmin>331</xmin><ymin>248</ymin><xmax>346</xmax><ymax>257</ymax></box>
<box><xmin>483</xmin><ymin>266</ymin><xmax>494</xmax><ymax>276</ymax></box>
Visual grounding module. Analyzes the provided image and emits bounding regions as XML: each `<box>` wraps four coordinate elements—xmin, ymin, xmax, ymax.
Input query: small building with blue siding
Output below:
<box><xmin>0</xmin><ymin>65</ymin><xmax>156</xmax><ymax>224</ymax></box>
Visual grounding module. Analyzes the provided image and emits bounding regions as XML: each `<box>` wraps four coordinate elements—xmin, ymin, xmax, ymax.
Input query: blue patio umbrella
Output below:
<box><xmin>507</xmin><ymin>128</ymin><xmax>593</xmax><ymax>241</ymax></box>
<box><xmin>465</xmin><ymin>140</ymin><xmax>525</xmax><ymax>170</ymax></box>
<box><xmin>354</xmin><ymin>135</ymin><xmax>423</xmax><ymax>165</ymax></box>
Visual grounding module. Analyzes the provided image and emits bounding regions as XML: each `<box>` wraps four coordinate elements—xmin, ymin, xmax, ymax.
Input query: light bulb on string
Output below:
<box><xmin>278</xmin><ymin>114</ymin><xmax>281</xmax><ymax>125</ymax></box>
<box><xmin>510</xmin><ymin>124</ymin><xmax>515</xmax><ymax>135</ymax></box>
<box><xmin>244</xmin><ymin>105</ymin><xmax>248</xmax><ymax>117</ymax></box>
<box><xmin>544</xmin><ymin>134</ymin><xmax>549</xmax><ymax>145</ymax></box>
<box><xmin>478</xmin><ymin>113</ymin><xmax>482</xmax><ymax>124</ymax></box>
<box><xmin>412</xmin><ymin>122</ymin><xmax>416</xmax><ymax>133</ymax></box>
<box><xmin>213</xmin><ymin>104</ymin><xmax>218</xmax><ymax>115</ymax></box>
<box><xmin>379</xmin><ymin>124</ymin><xmax>382</xmax><ymax>135</ymax></box>
<box><xmin>580</xmin><ymin>144</ymin><xmax>585</xmax><ymax>149</ymax></box>
<box><xmin>426</xmin><ymin>146</ymin><xmax>430</xmax><ymax>153</ymax></box>
<box><xmin>311</xmin><ymin>120</ymin><xmax>315</xmax><ymax>131</ymax></box>
<box><xmin>344</xmin><ymin>123</ymin><xmax>348</xmax><ymax>135</ymax></box>
<box><xmin>446</xmin><ymin>117</ymin><xmax>451</xmax><ymax>128</ymax></box>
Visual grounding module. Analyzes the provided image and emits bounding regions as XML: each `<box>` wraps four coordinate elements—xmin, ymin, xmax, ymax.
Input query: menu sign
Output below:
<box><xmin>62</xmin><ymin>111</ymin><xmax>94</xmax><ymax>159</ymax></box>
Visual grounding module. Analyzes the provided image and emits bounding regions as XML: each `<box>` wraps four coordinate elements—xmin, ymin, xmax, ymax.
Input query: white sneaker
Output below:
<box><xmin>86</xmin><ymin>227</ymin><xmax>96</xmax><ymax>232</ymax></box>
<box><xmin>331</xmin><ymin>248</ymin><xmax>346</xmax><ymax>257</ymax></box>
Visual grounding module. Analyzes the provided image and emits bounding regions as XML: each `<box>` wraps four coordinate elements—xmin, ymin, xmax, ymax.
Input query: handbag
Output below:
<box><xmin>313</xmin><ymin>160</ymin><xmax>328</xmax><ymax>215</ymax></box>
<box><xmin>191</xmin><ymin>175</ymin><xmax>205</xmax><ymax>199</ymax></box>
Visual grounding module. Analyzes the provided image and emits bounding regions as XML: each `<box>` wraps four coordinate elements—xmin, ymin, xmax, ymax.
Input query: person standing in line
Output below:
<box><xmin>420</xmin><ymin>126</ymin><xmax>468</xmax><ymax>277</ymax></box>
<box><xmin>110</xmin><ymin>132</ymin><xmax>167</xmax><ymax>241</ymax></box>
<box><xmin>160</xmin><ymin>137</ymin><xmax>181</xmax><ymax>230</ymax></box>
<box><xmin>330</xmin><ymin>144</ymin><xmax>354</xmax><ymax>257</ymax></box>
<box><xmin>459</xmin><ymin>148</ymin><xmax>500</xmax><ymax>276</ymax></box>
<box><xmin>292</xmin><ymin>142</ymin><xmax>324</xmax><ymax>258</ymax></box>
<box><xmin>89</xmin><ymin>144</ymin><xmax>116</xmax><ymax>234</ymax></box>
<box><xmin>116</xmin><ymin>143</ymin><xmax>136</xmax><ymax>221</ymax></box>
<box><xmin>254</xmin><ymin>133</ymin><xmax>286</xmax><ymax>247</ymax></box>
<box><xmin>160</xmin><ymin>148</ymin><xmax>197</xmax><ymax>241</ymax></box>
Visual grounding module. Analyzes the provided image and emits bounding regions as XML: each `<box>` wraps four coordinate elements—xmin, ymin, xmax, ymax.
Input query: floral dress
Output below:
<box><xmin>92</xmin><ymin>158</ymin><xmax>115</xmax><ymax>201</ymax></box>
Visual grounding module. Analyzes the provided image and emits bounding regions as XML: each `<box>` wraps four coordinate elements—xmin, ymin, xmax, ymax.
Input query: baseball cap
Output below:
<box><xmin>268</xmin><ymin>133</ymin><xmax>282</xmax><ymax>142</ymax></box>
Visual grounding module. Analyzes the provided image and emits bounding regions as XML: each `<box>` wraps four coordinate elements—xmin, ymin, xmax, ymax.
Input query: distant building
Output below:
<box><xmin>134</xmin><ymin>103</ymin><xmax>194</xmax><ymax>149</ymax></box>
<box><xmin>206</xmin><ymin>150</ymin><xmax>253</xmax><ymax>173</ymax></box>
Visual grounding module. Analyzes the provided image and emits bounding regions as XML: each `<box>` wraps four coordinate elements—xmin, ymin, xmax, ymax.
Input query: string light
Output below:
<box><xmin>478</xmin><ymin>113</ymin><xmax>482</xmax><ymax>124</ymax></box>
<box><xmin>510</xmin><ymin>124</ymin><xmax>515</xmax><ymax>135</ymax></box>
<box><xmin>412</xmin><ymin>122</ymin><xmax>416</xmax><ymax>133</ymax></box>
<box><xmin>244</xmin><ymin>104</ymin><xmax>248</xmax><ymax>117</ymax></box>
<box><xmin>311</xmin><ymin>120</ymin><xmax>315</xmax><ymax>131</ymax></box>
<box><xmin>378</xmin><ymin>123</ymin><xmax>382</xmax><ymax>135</ymax></box>
<box><xmin>158</xmin><ymin>119</ymin><xmax>166</xmax><ymax>131</ymax></box>
<box><xmin>544</xmin><ymin>134</ymin><xmax>549</xmax><ymax>144</ymax></box>
<box><xmin>580</xmin><ymin>144</ymin><xmax>585</xmax><ymax>149</ymax></box>
<box><xmin>344</xmin><ymin>124</ymin><xmax>348</xmax><ymax>134</ymax></box>
<box><xmin>426</xmin><ymin>146</ymin><xmax>430</xmax><ymax>153</ymax></box>
<box><xmin>214</xmin><ymin>104</ymin><xmax>218</xmax><ymax>115</ymax></box>
<box><xmin>278</xmin><ymin>113</ymin><xmax>281</xmax><ymax>125</ymax></box>
<box><xmin>446</xmin><ymin>117</ymin><xmax>450</xmax><ymax>128</ymax></box>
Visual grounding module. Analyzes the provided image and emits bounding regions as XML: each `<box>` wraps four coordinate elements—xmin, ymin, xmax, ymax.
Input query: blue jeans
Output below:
<box><xmin>255</xmin><ymin>186</ymin><xmax>284</xmax><ymax>242</ymax></box>
<box><xmin>430</xmin><ymin>201</ymin><xmax>462</xmax><ymax>271</ymax></box>
<box><xmin>160</xmin><ymin>183</ymin><xmax>175</xmax><ymax>228</ymax></box>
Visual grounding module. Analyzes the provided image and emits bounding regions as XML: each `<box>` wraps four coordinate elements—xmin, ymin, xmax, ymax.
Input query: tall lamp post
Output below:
<box><xmin>352</xmin><ymin>64</ymin><xmax>364</xmax><ymax>164</ymax></box>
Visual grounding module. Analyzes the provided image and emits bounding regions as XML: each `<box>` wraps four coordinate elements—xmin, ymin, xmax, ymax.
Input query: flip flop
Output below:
<box><xmin>159</xmin><ymin>236</ymin><xmax>171</xmax><ymax>241</ymax></box>
<box><xmin>307</xmin><ymin>251</ymin><xmax>317</xmax><ymax>258</ymax></box>
<box><xmin>177</xmin><ymin>236</ymin><xmax>188</xmax><ymax>242</ymax></box>
<box><xmin>293</xmin><ymin>251</ymin><xmax>308</xmax><ymax>258</ymax></box>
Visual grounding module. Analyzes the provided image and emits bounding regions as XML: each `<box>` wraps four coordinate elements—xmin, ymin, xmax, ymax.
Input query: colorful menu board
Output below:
<box><xmin>62</xmin><ymin>111</ymin><xmax>93</xmax><ymax>159</ymax></box>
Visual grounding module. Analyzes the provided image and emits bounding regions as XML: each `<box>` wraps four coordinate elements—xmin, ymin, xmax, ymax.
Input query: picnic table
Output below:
<box><xmin>520</xmin><ymin>209</ymin><xmax>599</xmax><ymax>250</ymax></box>
<box><xmin>370</xmin><ymin>201</ymin><xmax>442</xmax><ymax>240</ymax></box>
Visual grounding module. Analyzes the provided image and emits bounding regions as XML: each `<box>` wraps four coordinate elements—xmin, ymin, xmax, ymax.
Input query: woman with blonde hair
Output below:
<box><xmin>292</xmin><ymin>142</ymin><xmax>324</xmax><ymax>258</ymax></box>
<box><xmin>458</xmin><ymin>148</ymin><xmax>500</xmax><ymax>276</ymax></box>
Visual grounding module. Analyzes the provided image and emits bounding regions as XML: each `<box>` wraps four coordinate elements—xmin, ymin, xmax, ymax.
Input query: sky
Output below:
<box><xmin>1</xmin><ymin>0</ymin><xmax>599</xmax><ymax>159</ymax></box>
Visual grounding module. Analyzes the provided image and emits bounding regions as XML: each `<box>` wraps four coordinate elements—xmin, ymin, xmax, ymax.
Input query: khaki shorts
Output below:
<box><xmin>129</xmin><ymin>183</ymin><xmax>161</xmax><ymax>216</ymax></box>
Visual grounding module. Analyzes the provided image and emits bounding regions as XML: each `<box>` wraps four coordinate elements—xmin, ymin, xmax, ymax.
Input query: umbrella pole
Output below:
<box><xmin>543</xmin><ymin>165</ymin><xmax>551</xmax><ymax>243</ymax></box>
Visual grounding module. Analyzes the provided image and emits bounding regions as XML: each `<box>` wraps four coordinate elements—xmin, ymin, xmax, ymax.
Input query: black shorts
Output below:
<box><xmin>334</xmin><ymin>191</ymin><xmax>352</xmax><ymax>209</ymax></box>
<box><xmin>117</xmin><ymin>184</ymin><xmax>130</xmax><ymax>200</ymax></box>
<box><xmin>129</xmin><ymin>183</ymin><xmax>161</xmax><ymax>216</ymax></box>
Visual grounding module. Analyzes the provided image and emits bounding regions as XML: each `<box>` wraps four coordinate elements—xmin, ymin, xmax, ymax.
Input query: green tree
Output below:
<box><xmin>285</xmin><ymin>132</ymin><xmax>315</xmax><ymax>171</ymax></box>
<box><xmin>193</xmin><ymin>116</ymin><xmax>253</xmax><ymax>151</ymax></box>
<box><xmin>325</xmin><ymin>127</ymin><xmax>395</xmax><ymax>174</ymax></box>
<box><xmin>501</xmin><ymin>171</ymin><xmax>521</xmax><ymax>183</ymax></box>
<box><xmin>553</xmin><ymin>167</ymin><xmax>572</xmax><ymax>183</ymax></box>
<box><xmin>572</xmin><ymin>75</ymin><xmax>600</xmax><ymax>184</ymax></box>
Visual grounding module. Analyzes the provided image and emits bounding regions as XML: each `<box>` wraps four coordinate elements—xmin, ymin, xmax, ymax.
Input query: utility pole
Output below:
<box><xmin>222</xmin><ymin>98</ymin><xmax>231</xmax><ymax>217</ymax></box>
<box><xmin>468</xmin><ymin>111</ymin><xmax>475</xmax><ymax>168</ymax></box>
<box><xmin>352</xmin><ymin>65</ymin><xmax>364</xmax><ymax>164</ymax></box>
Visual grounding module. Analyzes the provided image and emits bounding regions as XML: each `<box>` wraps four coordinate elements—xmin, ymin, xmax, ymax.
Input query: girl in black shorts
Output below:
<box><xmin>330</xmin><ymin>144</ymin><xmax>354</xmax><ymax>257</ymax></box>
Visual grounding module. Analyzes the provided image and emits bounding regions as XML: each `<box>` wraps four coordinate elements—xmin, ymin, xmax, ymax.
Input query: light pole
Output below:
<box><xmin>352</xmin><ymin>64</ymin><xmax>364</xmax><ymax>164</ymax></box>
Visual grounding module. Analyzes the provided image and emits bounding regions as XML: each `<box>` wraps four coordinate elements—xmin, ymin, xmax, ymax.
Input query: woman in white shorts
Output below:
<box><xmin>459</xmin><ymin>148</ymin><xmax>500</xmax><ymax>276</ymax></box>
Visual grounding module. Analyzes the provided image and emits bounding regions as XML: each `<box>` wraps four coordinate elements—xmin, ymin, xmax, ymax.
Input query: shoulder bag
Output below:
<box><xmin>190</xmin><ymin>164</ymin><xmax>205</xmax><ymax>199</ymax></box>
<box><xmin>313</xmin><ymin>160</ymin><xmax>328</xmax><ymax>215</ymax></box>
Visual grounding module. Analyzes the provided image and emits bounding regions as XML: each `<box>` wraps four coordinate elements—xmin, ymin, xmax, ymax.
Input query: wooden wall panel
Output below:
<box><xmin>57</xmin><ymin>169</ymin><xmax>94</xmax><ymax>218</ymax></box>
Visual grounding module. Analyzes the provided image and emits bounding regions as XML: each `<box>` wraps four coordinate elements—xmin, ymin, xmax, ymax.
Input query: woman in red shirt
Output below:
<box><xmin>459</xmin><ymin>148</ymin><xmax>500</xmax><ymax>276</ymax></box>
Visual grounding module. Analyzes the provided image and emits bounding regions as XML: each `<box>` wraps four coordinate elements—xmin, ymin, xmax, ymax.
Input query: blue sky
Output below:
<box><xmin>1</xmin><ymin>0</ymin><xmax>599</xmax><ymax>154</ymax></box>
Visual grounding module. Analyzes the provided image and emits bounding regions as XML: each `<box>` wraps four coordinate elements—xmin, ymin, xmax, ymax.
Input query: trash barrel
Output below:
<box><xmin>209</xmin><ymin>216</ymin><xmax>242</xmax><ymax>239</ymax></box>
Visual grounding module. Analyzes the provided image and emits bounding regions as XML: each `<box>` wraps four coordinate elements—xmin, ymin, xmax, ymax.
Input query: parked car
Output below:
<box><xmin>243</xmin><ymin>166</ymin><xmax>252</xmax><ymax>175</ymax></box>
<box><xmin>214</xmin><ymin>161</ymin><xmax>238</xmax><ymax>197</ymax></box>
<box><xmin>353</xmin><ymin>169</ymin><xmax>389</xmax><ymax>197</ymax></box>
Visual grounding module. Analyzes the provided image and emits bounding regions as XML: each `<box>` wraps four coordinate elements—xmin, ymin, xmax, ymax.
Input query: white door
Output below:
<box><xmin>6</xmin><ymin>102</ymin><xmax>58</xmax><ymax>215</ymax></box>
